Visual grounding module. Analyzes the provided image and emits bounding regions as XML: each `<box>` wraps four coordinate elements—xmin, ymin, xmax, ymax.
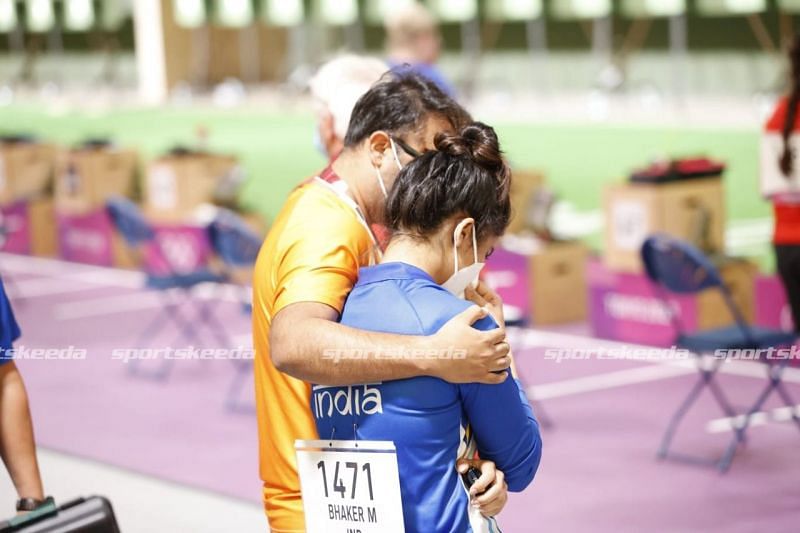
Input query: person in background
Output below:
<box><xmin>253</xmin><ymin>73</ymin><xmax>512</xmax><ymax>531</ymax></box>
<box><xmin>766</xmin><ymin>35</ymin><xmax>800</xmax><ymax>332</ymax></box>
<box><xmin>313</xmin><ymin>122</ymin><xmax>542</xmax><ymax>532</ymax></box>
<box><xmin>385</xmin><ymin>1</ymin><xmax>455</xmax><ymax>97</ymax></box>
<box><xmin>308</xmin><ymin>55</ymin><xmax>388</xmax><ymax>160</ymax></box>
<box><xmin>0</xmin><ymin>278</ymin><xmax>46</xmax><ymax>515</ymax></box>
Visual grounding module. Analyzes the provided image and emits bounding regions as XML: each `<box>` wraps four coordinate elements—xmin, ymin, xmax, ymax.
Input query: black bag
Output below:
<box><xmin>0</xmin><ymin>496</ymin><xmax>120</xmax><ymax>533</ymax></box>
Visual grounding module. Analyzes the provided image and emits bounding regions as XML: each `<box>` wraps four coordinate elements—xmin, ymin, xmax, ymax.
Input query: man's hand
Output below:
<box><xmin>456</xmin><ymin>459</ymin><xmax>508</xmax><ymax>518</ymax></box>
<box><xmin>429</xmin><ymin>305</ymin><xmax>510</xmax><ymax>384</ymax></box>
<box><xmin>465</xmin><ymin>281</ymin><xmax>505</xmax><ymax>326</ymax></box>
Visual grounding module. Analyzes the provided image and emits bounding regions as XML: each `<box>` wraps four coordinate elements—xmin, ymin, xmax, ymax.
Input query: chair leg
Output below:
<box><xmin>772</xmin><ymin>370</ymin><xmax>800</xmax><ymax>432</ymax></box>
<box><xmin>129</xmin><ymin>291</ymin><xmax>201</xmax><ymax>380</ymax></box>
<box><xmin>194</xmin><ymin>298</ymin><xmax>234</xmax><ymax>348</ymax></box>
<box><xmin>707</xmin><ymin>373</ymin><xmax>738</xmax><ymax>419</ymax></box>
<box><xmin>178</xmin><ymin>285</ymin><xmax>234</xmax><ymax>348</ymax></box>
<box><xmin>166</xmin><ymin>291</ymin><xmax>210</xmax><ymax>347</ymax></box>
<box><xmin>225</xmin><ymin>362</ymin><xmax>255</xmax><ymax>414</ymax></box>
<box><xmin>717</xmin><ymin>371</ymin><xmax>779</xmax><ymax>473</ymax></box>
<box><xmin>129</xmin><ymin>296</ymin><xmax>179</xmax><ymax>381</ymax></box>
<box><xmin>658</xmin><ymin>372</ymin><xmax>707</xmax><ymax>459</ymax></box>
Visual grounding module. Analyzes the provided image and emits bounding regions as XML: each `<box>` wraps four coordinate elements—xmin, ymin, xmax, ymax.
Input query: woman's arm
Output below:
<box><xmin>0</xmin><ymin>362</ymin><xmax>44</xmax><ymax>504</ymax></box>
<box><xmin>460</xmin><ymin>367</ymin><xmax>542</xmax><ymax>492</ymax></box>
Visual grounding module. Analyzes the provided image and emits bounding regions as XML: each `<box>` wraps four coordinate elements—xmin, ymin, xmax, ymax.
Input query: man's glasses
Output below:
<box><xmin>391</xmin><ymin>136</ymin><xmax>422</xmax><ymax>159</ymax></box>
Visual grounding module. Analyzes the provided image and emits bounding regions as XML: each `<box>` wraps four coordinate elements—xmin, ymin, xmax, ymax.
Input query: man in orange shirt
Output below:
<box><xmin>253</xmin><ymin>73</ymin><xmax>513</xmax><ymax>531</ymax></box>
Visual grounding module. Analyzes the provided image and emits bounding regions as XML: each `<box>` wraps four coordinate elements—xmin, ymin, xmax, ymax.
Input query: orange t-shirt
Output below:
<box><xmin>252</xmin><ymin>176</ymin><xmax>376</xmax><ymax>532</ymax></box>
<box><xmin>765</xmin><ymin>97</ymin><xmax>800</xmax><ymax>245</ymax></box>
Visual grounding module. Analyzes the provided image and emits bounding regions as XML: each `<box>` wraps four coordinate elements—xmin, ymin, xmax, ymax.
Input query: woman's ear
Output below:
<box><xmin>453</xmin><ymin>217</ymin><xmax>475</xmax><ymax>248</ymax></box>
<box><xmin>368</xmin><ymin>131</ymin><xmax>391</xmax><ymax>168</ymax></box>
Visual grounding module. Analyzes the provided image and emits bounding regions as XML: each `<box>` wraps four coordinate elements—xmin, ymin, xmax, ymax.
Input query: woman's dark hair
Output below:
<box><xmin>780</xmin><ymin>36</ymin><xmax>800</xmax><ymax>176</ymax></box>
<box><xmin>386</xmin><ymin>122</ymin><xmax>511</xmax><ymax>240</ymax></box>
<box><xmin>344</xmin><ymin>71</ymin><xmax>471</xmax><ymax>147</ymax></box>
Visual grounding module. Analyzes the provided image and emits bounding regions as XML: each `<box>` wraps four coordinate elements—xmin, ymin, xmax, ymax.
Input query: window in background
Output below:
<box><xmin>316</xmin><ymin>0</ymin><xmax>358</xmax><ymax>25</ymax></box>
<box><xmin>696</xmin><ymin>0</ymin><xmax>767</xmax><ymax>15</ymax></box>
<box><xmin>485</xmin><ymin>0</ymin><xmax>543</xmax><ymax>21</ymax></box>
<box><xmin>777</xmin><ymin>0</ymin><xmax>800</xmax><ymax>13</ymax></box>
<box><xmin>25</xmin><ymin>0</ymin><xmax>55</xmax><ymax>32</ymax></box>
<box><xmin>428</xmin><ymin>0</ymin><xmax>478</xmax><ymax>22</ymax></box>
<box><xmin>620</xmin><ymin>0</ymin><xmax>686</xmax><ymax>17</ymax></box>
<box><xmin>551</xmin><ymin>0</ymin><xmax>612</xmax><ymax>20</ymax></box>
<box><xmin>216</xmin><ymin>0</ymin><xmax>253</xmax><ymax>27</ymax></box>
<box><xmin>64</xmin><ymin>0</ymin><xmax>94</xmax><ymax>31</ymax></box>
<box><xmin>264</xmin><ymin>0</ymin><xmax>304</xmax><ymax>26</ymax></box>
<box><xmin>0</xmin><ymin>0</ymin><xmax>17</xmax><ymax>32</ymax></box>
<box><xmin>365</xmin><ymin>0</ymin><xmax>415</xmax><ymax>24</ymax></box>
<box><xmin>100</xmin><ymin>0</ymin><xmax>132</xmax><ymax>31</ymax></box>
<box><xmin>172</xmin><ymin>0</ymin><xmax>206</xmax><ymax>28</ymax></box>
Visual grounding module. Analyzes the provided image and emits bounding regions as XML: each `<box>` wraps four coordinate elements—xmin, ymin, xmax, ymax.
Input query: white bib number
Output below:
<box><xmin>295</xmin><ymin>440</ymin><xmax>405</xmax><ymax>533</ymax></box>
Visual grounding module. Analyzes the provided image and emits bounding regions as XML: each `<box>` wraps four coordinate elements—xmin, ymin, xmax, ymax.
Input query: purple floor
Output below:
<box><xmin>4</xmin><ymin>254</ymin><xmax>800</xmax><ymax>532</ymax></box>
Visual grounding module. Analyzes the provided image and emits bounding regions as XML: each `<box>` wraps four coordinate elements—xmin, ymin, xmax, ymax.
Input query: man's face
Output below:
<box><xmin>415</xmin><ymin>28</ymin><xmax>442</xmax><ymax>65</ymax></box>
<box><xmin>371</xmin><ymin>114</ymin><xmax>452</xmax><ymax>195</ymax></box>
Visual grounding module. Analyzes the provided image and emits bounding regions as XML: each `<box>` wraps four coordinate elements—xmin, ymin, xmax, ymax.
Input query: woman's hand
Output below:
<box><xmin>456</xmin><ymin>458</ymin><xmax>508</xmax><ymax>518</ymax></box>
<box><xmin>465</xmin><ymin>280</ymin><xmax>505</xmax><ymax>326</ymax></box>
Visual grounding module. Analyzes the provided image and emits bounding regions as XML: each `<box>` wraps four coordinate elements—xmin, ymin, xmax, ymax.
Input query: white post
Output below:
<box><xmin>133</xmin><ymin>0</ymin><xmax>169</xmax><ymax>104</ymax></box>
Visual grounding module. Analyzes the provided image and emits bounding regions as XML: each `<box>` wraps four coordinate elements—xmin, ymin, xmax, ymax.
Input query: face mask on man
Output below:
<box><xmin>312</xmin><ymin>127</ymin><xmax>327</xmax><ymax>158</ymax></box>
<box><xmin>374</xmin><ymin>138</ymin><xmax>403</xmax><ymax>199</ymax></box>
<box><xmin>441</xmin><ymin>219</ymin><xmax>485</xmax><ymax>298</ymax></box>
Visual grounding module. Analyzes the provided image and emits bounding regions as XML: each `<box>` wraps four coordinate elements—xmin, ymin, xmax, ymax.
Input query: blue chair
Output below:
<box><xmin>106</xmin><ymin>197</ymin><xmax>232</xmax><ymax>380</ymax></box>
<box><xmin>641</xmin><ymin>234</ymin><xmax>798</xmax><ymax>472</ymax></box>
<box><xmin>208</xmin><ymin>208</ymin><xmax>262</xmax><ymax>413</ymax></box>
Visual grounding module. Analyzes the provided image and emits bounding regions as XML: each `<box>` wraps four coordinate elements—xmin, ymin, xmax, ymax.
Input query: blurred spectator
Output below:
<box><xmin>385</xmin><ymin>2</ymin><xmax>455</xmax><ymax>97</ymax></box>
<box><xmin>0</xmin><ymin>278</ymin><xmax>46</xmax><ymax>514</ymax></box>
<box><xmin>309</xmin><ymin>55</ymin><xmax>388</xmax><ymax>160</ymax></box>
<box><xmin>767</xmin><ymin>36</ymin><xmax>800</xmax><ymax>333</ymax></box>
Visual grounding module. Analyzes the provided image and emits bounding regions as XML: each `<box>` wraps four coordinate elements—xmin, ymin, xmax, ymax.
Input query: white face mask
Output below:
<box><xmin>374</xmin><ymin>138</ymin><xmax>403</xmax><ymax>199</ymax></box>
<box><xmin>441</xmin><ymin>219</ymin><xmax>485</xmax><ymax>298</ymax></box>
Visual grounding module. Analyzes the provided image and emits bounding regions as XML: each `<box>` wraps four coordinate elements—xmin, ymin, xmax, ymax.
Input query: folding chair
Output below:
<box><xmin>641</xmin><ymin>234</ymin><xmax>798</xmax><ymax>472</ymax></box>
<box><xmin>208</xmin><ymin>208</ymin><xmax>261</xmax><ymax>413</ymax></box>
<box><xmin>106</xmin><ymin>197</ymin><xmax>232</xmax><ymax>381</ymax></box>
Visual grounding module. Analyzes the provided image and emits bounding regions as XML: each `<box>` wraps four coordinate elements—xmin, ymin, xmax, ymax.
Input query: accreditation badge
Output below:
<box><xmin>295</xmin><ymin>439</ymin><xmax>405</xmax><ymax>533</ymax></box>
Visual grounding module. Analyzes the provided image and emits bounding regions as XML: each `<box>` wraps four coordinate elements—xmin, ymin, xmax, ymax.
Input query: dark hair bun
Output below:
<box><xmin>434</xmin><ymin>122</ymin><xmax>504</xmax><ymax>174</ymax></box>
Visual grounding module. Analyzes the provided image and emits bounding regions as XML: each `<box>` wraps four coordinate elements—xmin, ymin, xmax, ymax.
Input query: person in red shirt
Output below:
<box><xmin>765</xmin><ymin>36</ymin><xmax>800</xmax><ymax>332</ymax></box>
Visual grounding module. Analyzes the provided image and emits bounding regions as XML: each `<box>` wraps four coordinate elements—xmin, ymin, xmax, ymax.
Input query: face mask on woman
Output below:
<box><xmin>442</xmin><ymin>219</ymin><xmax>485</xmax><ymax>298</ymax></box>
<box><xmin>374</xmin><ymin>139</ymin><xmax>403</xmax><ymax>198</ymax></box>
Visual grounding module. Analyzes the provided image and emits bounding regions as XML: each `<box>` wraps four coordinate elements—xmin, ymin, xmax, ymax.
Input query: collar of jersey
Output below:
<box><xmin>357</xmin><ymin>262</ymin><xmax>435</xmax><ymax>285</ymax></box>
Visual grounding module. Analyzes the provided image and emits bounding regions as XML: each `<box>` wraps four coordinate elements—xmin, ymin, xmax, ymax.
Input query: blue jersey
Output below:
<box><xmin>0</xmin><ymin>278</ymin><xmax>20</xmax><ymax>365</ymax></box>
<box><xmin>312</xmin><ymin>262</ymin><xmax>542</xmax><ymax>532</ymax></box>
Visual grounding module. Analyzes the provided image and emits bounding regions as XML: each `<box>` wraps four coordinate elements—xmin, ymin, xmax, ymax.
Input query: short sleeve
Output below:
<box><xmin>0</xmin><ymin>279</ymin><xmax>20</xmax><ymax>365</ymax></box>
<box><xmin>271</xmin><ymin>193</ymin><xmax>372</xmax><ymax>316</ymax></box>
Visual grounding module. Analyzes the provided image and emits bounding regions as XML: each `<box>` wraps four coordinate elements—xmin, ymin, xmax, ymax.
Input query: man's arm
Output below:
<box><xmin>0</xmin><ymin>362</ymin><xmax>44</xmax><ymax>504</ymax></box>
<box><xmin>270</xmin><ymin>302</ymin><xmax>511</xmax><ymax>386</ymax></box>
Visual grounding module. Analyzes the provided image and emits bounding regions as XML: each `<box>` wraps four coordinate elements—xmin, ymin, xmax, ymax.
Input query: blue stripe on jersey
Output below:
<box><xmin>312</xmin><ymin>262</ymin><xmax>542</xmax><ymax>532</ymax></box>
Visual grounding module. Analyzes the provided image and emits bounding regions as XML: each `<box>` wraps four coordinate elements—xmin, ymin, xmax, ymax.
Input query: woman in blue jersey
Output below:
<box><xmin>312</xmin><ymin>122</ymin><xmax>542</xmax><ymax>532</ymax></box>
